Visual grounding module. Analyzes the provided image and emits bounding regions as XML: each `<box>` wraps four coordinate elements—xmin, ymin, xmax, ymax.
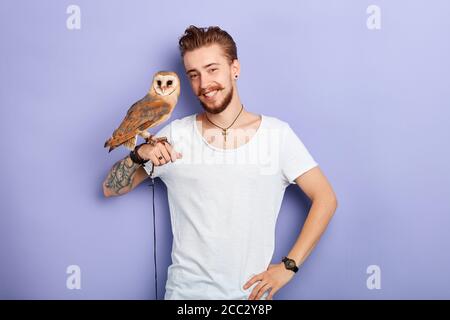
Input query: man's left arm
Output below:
<box><xmin>244</xmin><ymin>166</ymin><xmax>338</xmax><ymax>300</ymax></box>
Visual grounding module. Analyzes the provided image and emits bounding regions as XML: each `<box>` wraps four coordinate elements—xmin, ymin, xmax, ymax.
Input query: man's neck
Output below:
<box><xmin>202</xmin><ymin>100</ymin><xmax>247</xmax><ymax>128</ymax></box>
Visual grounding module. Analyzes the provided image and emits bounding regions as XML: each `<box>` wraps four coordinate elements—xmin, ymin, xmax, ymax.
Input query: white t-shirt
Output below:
<box><xmin>143</xmin><ymin>113</ymin><xmax>318</xmax><ymax>300</ymax></box>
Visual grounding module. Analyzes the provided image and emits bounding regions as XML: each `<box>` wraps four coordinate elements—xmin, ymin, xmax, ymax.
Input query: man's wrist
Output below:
<box><xmin>136</xmin><ymin>144</ymin><xmax>148</xmax><ymax>160</ymax></box>
<box><xmin>282</xmin><ymin>256</ymin><xmax>299</xmax><ymax>273</ymax></box>
<box><xmin>130</xmin><ymin>143</ymin><xmax>149</xmax><ymax>165</ymax></box>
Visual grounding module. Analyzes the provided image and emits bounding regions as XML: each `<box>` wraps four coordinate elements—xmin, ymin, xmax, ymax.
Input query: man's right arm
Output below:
<box><xmin>102</xmin><ymin>141</ymin><xmax>182</xmax><ymax>197</ymax></box>
<box><xmin>103</xmin><ymin>155</ymin><xmax>148</xmax><ymax>197</ymax></box>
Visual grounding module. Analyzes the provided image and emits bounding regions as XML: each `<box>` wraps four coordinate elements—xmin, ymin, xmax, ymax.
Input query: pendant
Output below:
<box><xmin>222</xmin><ymin>129</ymin><xmax>227</xmax><ymax>142</ymax></box>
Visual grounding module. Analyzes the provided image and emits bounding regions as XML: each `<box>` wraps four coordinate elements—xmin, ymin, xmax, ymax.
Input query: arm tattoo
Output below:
<box><xmin>105</xmin><ymin>156</ymin><xmax>141</xmax><ymax>195</ymax></box>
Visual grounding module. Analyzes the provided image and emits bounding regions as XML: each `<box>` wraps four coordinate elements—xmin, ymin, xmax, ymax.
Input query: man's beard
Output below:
<box><xmin>198</xmin><ymin>85</ymin><xmax>233</xmax><ymax>114</ymax></box>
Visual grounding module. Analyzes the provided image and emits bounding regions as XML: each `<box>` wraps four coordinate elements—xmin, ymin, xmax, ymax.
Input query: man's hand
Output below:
<box><xmin>137</xmin><ymin>140</ymin><xmax>182</xmax><ymax>166</ymax></box>
<box><xmin>243</xmin><ymin>263</ymin><xmax>296</xmax><ymax>300</ymax></box>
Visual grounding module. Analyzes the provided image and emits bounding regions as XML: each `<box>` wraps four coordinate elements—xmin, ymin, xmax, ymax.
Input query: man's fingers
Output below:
<box><xmin>163</xmin><ymin>142</ymin><xmax>177</xmax><ymax>162</ymax></box>
<box><xmin>149</xmin><ymin>153</ymin><xmax>161</xmax><ymax>166</ymax></box>
<box><xmin>267</xmin><ymin>287</ymin><xmax>278</xmax><ymax>300</ymax></box>
<box><xmin>157</xmin><ymin>143</ymin><xmax>171</xmax><ymax>163</ymax></box>
<box><xmin>243</xmin><ymin>273</ymin><xmax>263</xmax><ymax>290</ymax></box>
<box><xmin>255</xmin><ymin>283</ymin><xmax>271</xmax><ymax>300</ymax></box>
<box><xmin>162</xmin><ymin>142</ymin><xmax>182</xmax><ymax>161</ymax></box>
<box><xmin>249</xmin><ymin>280</ymin><xmax>269</xmax><ymax>300</ymax></box>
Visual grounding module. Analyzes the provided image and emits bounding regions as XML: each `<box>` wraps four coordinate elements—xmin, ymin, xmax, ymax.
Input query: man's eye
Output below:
<box><xmin>190</xmin><ymin>74</ymin><xmax>198</xmax><ymax>79</ymax></box>
<box><xmin>209</xmin><ymin>68</ymin><xmax>217</xmax><ymax>72</ymax></box>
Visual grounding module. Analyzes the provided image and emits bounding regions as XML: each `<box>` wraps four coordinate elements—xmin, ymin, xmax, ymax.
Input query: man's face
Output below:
<box><xmin>184</xmin><ymin>44</ymin><xmax>239</xmax><ymax>114</ymax></box>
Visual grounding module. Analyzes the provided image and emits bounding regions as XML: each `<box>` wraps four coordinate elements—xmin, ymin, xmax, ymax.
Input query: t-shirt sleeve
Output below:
<box><xmin>280</xmin><ymin>124</ymin><xmax>319</xmax><ymax>185</ymax></box>
<box><xmin>142</xmin><ymin>122</ymin><xmax>172</xmax><ymax>179</ymax></box>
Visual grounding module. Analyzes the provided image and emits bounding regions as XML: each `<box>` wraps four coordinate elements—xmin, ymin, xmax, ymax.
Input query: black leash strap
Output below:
<box><xmin>148</xmin><ymin>162</ymin><xmax>158</xmax><ymax>300</ymax></box>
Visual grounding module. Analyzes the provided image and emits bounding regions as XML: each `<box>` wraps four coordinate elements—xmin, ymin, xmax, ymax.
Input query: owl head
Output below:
<box><xmin>150</xmin><ymin>71</ymin><xmax>180</xmax><ymax>97</ymax></box>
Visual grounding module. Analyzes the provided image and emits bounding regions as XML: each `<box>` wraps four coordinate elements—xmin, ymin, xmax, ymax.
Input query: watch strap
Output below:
<box><xmin>130</xmin><ymin>143</ymin><xmax>149</xmax><ymax>165</ymax></box>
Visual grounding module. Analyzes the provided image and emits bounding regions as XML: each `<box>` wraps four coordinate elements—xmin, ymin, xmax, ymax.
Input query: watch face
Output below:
<box><xmin>283</xmin><ymin>258</ymin><xmax>296</xmax><ymax>269</ymax></box>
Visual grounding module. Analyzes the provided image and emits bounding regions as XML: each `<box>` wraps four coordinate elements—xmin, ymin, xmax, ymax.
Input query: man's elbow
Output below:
<box><xmin>328</xmin><ymin>193</ymin><xmax>338</xmax><ymax>215</ymax></box>
<box><xmin>331</xmin><ymin>196</ymin><xmax>338</xmax><ymax>212</ymax></box>
<box><xmin>103</xmin><ymin>181</ymin><xmax>130</xmax><ymax>198</ymax></box>
<box><xmin>103</xmin><ymin>181</ymin><xmax>116</xmax><ymax>198</ymax></box>
<box><xmin>314</xmin><ymin>193</ymin><xmax>338</xmax><ymax>214</ymax></box>
<box><xmin>103</xmin><ymin>182</ymin><xmax>110</xmax><ymax>198</ymax></box>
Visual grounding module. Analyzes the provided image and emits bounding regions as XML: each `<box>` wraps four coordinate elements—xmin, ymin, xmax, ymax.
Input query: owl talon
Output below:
<box><xmin>145</xmin><ymin>135</ymin><xmax>155</xmax><ymax>145</ymax></box>
<box><xmin>155</xmin><ymin>137</ymin><xmax>170</xmax><ymax>145</ymax></box>
<box><xmin>145</xmin><ymin>135</ymin><xmax>170</xmax><ymax>146</ymax></box>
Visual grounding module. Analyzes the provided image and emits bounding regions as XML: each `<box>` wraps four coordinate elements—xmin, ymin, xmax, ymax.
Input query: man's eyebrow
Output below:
<box><xmin>186</xmin><ymin>63</ymin><xmax>220</xmax><ymax>74</ymax></box>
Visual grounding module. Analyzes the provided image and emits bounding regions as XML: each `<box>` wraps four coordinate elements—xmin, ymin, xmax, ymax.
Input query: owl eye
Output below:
<box><xmin>167</xmin><ymin>80</ymin><xmax>173</xmax><ymax>86</ymax></box>
<box><xmin>157</xmin><ymin>80</ymin><xmax>162</xmax><ymax>86</ymax></box>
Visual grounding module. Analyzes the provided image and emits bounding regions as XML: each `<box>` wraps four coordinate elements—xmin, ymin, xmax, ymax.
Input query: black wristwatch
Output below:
<box><xmin>129</xmin><ymin>143</ymin><xmax>149</xmax><ymax>165</ymax></box>
<box><xmin>282</xmin><ymin>256</ymin><xmax>299</xmax><ymax>273</ymax></box>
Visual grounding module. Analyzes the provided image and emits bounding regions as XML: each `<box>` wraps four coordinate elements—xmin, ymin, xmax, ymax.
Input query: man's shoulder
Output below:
<box><xmin>175</xmin><ymin>113</ymin><xmax>196</xmax><ymax>125</ymax></box>
<box><xmin>262</xmin><ymin>114</ymin><xmax>290</xmax><ymax>130</ymax></box>
<box><xmin>162</xmin><ymin>113</ymin><xmax>195</xmax><ymax>130</ymax></box>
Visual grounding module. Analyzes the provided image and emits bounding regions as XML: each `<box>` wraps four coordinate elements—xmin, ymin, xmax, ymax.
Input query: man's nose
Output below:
<box><xmin>199</xmin><ymin>74</ymin><xmax>212</xmax><ymax>93</ymax></box>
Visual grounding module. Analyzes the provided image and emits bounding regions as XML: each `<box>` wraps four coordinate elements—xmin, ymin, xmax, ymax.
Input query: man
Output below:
<box><xmin>103</xmin><ymin>25</ymin><xmax>338</xmax><ymax>300</ymax></box>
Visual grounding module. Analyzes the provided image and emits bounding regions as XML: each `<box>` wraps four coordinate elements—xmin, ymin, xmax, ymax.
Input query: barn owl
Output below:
<box><xmin>104</xmin><ymin>71</ymin><xmax>180</xmax><ymax>152</ymax></box>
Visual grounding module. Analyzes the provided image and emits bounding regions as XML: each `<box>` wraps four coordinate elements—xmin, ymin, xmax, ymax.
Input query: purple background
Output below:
<box><xmin>1</xmin><ymin>0</ymin><xmax>449</xmax><ymax>299</ymax></box>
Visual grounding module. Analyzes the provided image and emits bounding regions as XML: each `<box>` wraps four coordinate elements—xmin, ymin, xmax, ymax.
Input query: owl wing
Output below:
<box><xmin>110</xmin><ymin>96</ymin><xmax>171</xmax><ymax>146</ymax></box>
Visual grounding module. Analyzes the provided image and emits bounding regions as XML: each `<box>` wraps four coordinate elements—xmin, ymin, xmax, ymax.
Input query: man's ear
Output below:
<box><xmin>231</xmin><ymin>59</ymin><xmax>240</xmax><ymax>77</ymax></box>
